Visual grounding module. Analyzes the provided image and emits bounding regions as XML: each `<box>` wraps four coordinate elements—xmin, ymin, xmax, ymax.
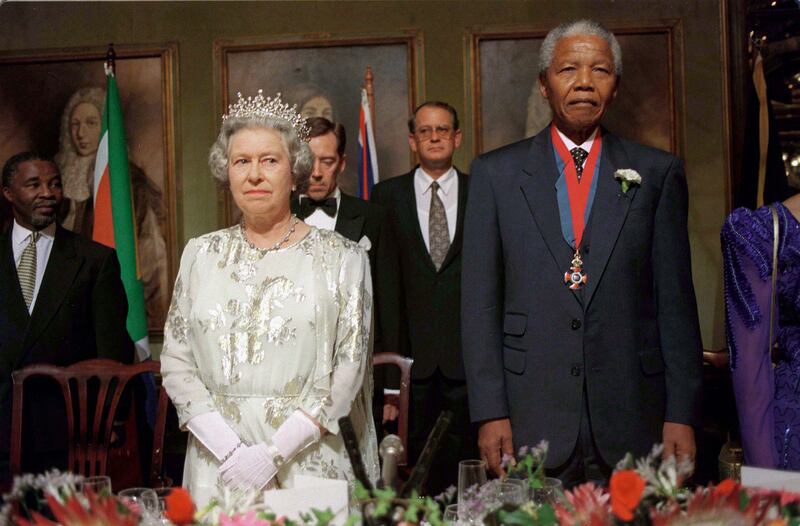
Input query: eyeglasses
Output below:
<box><xmin>414</xmin><ymin>125</ymin><xmax>455</xmax><ymax>141</ymax></box>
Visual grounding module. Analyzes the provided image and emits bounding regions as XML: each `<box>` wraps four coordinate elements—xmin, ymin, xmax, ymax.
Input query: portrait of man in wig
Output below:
<box><xmin>54</xmin><ymin>86</ymin><xmax>169</xmax><ymax>328</ymax></box>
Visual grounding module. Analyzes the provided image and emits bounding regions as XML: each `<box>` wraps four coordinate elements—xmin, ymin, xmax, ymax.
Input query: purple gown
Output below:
<box><xmin>722</xmin><ymin>202</ymin><xmax>800</xmax><ymax>470</ymax></box>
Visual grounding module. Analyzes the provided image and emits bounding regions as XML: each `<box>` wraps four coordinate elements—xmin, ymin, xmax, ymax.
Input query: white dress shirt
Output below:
<box><xmin>12</xmin><ymin>220</ymin><xmax>56</xmax><ymax>313</ymax></box>
<box><xmin>556</xmin><ymin>127</ymin><xmax>598</xmax><ymax>168</ymax></box>
<box><xmin>300</xmin><ymin>187</ymin><xmax>340</xmax><ymax>231</ymax></box>
<box><xmin>414</xmin><ymin>166</ymin><xmax>458</xmax><ymax>251</ymax></box>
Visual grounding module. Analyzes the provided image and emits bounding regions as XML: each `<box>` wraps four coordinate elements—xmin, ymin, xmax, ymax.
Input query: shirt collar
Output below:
<box><xmin>12</xmin><ymin>219</ymin><xmax>56</xmax><ymax>248</ymax></box>
<box><xmin>555</xmin><ymin>126</ymin><xmax>598</xmax><ymax>153</ymax></box>
<box><xmin>415</xmin><ymin>166</ymin><xmax>457</xmax><ymax>195</ymax></box>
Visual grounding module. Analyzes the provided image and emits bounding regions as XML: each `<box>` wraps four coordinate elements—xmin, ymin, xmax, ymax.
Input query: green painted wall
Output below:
<box><xmin>0</xmin><ymin>1</ymin><xmax>728</xmax><ymax>350</ymax></box>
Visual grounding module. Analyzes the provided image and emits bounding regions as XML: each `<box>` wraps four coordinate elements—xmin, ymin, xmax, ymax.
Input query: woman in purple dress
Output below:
<box><xmin>722</xmin><ymin>197</ymin><xmax>800</xmax><ymax>469</ymax></box>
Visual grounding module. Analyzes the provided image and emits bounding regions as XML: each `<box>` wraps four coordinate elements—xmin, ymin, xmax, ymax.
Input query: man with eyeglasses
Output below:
<box><xmin>371</xmin><ymin>101</ymin><xmax>476</xmax><ymax>494</ymax></box>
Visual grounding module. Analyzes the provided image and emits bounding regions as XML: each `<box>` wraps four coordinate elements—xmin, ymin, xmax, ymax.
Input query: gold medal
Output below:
<box><xmin>564</xmin><ymin>248</ymin><xmax>588</xmax><ymax>290</ymax></box>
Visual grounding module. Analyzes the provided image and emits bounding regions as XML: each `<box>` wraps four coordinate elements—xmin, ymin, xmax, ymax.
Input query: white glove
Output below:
<box><xmin>271</xmin><ymin>410</ymin><xmax>321</xmax><ymax>463</ymax></box>
<box><xmin>186</xmin><ymin>411</ymin><xmax>242</xmax><ymax>462</ymax></box>
<box><xmin>220</xmin><ymin>443</ymin><xmax>277</xmax><ymax>492</ymax></box>
<box><xmin>218</xmin><ymin>410</ymin><xmax>321</xmax><ymax>491</ymax></box>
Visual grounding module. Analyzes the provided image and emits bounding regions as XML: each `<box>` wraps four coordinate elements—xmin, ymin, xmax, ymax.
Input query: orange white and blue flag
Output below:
<box><xmin>357</xmin><ymin>88</ymin><xmax>379</xmax><ymax>200</ymax></box>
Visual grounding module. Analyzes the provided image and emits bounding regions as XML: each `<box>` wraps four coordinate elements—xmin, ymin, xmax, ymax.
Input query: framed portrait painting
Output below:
<box><xmin>214</xmin><ymin>30</ymin><xmax>424</xmax><ymax>224</ymax></box>
<box><xmin>0</xmin><ymin>43</ymin><xmax>179</xmax><ymax>336</ymax></box>
<box><xmin>467</xmin><ymin>22</ymin><xmax>682</xmax><ymax>156</ymax></box>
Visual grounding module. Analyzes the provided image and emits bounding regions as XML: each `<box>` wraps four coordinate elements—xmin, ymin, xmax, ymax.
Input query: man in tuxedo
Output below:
<box><xmin>462</xmin><ymin>20</ymin><xmax>703</xmax><ymax>486</ymax></box>
<box><xmin>371</xmin><ymin>101</ymin><xmax>476</xmax><ymax>494</ymax></box>
<box><xmin>0</xmin><ymin>152</ymin><xmax>133</xmax><ymax>481</ymax></box>
<box><xmin>292</xmin><ymin>117</ymin><xmax>386</xmax><ymax>270</ymax></box>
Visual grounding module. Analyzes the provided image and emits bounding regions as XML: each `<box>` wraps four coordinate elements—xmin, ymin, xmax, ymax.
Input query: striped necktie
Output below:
<box><xmin>18</xmin><ymin>231</ymin><xmax>40</xmax><ymax>310</ymax></box>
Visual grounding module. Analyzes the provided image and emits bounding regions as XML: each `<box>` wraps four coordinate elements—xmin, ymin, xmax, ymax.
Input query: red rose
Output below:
<box><xmin>164</xmin><ymin>487</ymin><xmax>196</xmax><ymax>525</ymax></box>
<box><xmin>610</xmin><ymin>470</ymin><xmax>646</xmax><ymax>522</ymax></box>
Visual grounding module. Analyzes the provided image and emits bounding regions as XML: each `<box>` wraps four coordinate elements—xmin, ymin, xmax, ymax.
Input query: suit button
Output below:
<box><xmin>571</xmin><ymin>319</ymin><xmax>582</xmax><ymax>330</ymax></box>
<box><xmin>571</xmin><ymin>365</ymin><xmax>582</xmax><ymax>377</ymax></box>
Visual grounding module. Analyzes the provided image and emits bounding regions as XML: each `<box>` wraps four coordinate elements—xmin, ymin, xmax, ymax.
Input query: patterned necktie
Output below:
<box><xmin>570</xmin><ymin>147</ymin><xmax>589</xmax><ymax>182</ymax></box>
<box><xmin>428</xmin><ymin>181</ymin><xmax>450</xmax><ymax>270</ymax></box>
<box><xmin>18</xmin><ymin>231</ymin><xmax>40</xmax><ymax>310</ymax></box>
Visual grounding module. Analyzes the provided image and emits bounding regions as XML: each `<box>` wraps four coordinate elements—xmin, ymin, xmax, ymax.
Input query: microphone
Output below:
<box><xmin>399</xmin><ymin>410</ymin><xmax>453</xmax><ymax>498</ymax></box>
<box><xmin>378</xmin><ymin>434</ymin><xmax>405</xmax><ymax>490</ymax></box>
<box><xmin>338</xmin><ymin>416</ymin><xmax>375</xmax><ymax>493</ymax></box>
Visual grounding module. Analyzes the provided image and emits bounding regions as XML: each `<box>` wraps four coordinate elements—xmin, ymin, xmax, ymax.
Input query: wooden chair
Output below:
<box><xmin>373</xmin><ymin>352</ymin><xmax>413</xmax><ymax>465</ymax></box>
<box><xmin>10</xmin><ymin>359</ymin><xmax>169</xmax><ymax>486</ymax></box>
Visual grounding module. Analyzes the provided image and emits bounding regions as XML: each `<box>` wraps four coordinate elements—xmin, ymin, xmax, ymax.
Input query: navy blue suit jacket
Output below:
<box><xmin>461</xmin><ymin>127</ymin><xmax>703</xmax><ymax>467</ymax></box>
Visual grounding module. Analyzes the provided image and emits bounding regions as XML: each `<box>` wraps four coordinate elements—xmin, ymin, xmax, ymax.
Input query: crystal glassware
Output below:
<box><xmin>530</xmin><ymin>476</ymin><xmax>563</xmax><ymax>506</ymax></box>
<box><xmin>457</xmin><ymin>459</ymin><xmax>487</xmax><ymax>523</ymax></box>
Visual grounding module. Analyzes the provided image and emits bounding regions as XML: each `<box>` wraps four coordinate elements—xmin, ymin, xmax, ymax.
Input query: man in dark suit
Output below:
<box><xmin>292</xmin><ymin>117</ymin><xmax>387</xmax><ymax>270</ymax></box>
<box><xmin>371</xmin><ymin>101</ymin><xmax>476</xmax><ymax>494</ymax></box>
<box><xmin>462</xmin><ymin>20</ymin><xmax>703</xmax><ymax>486</ymax></box>
<box><xmin>0</xmin><ymin>152</ymin><xmax>133</xmax><ymax>481</ymax></box>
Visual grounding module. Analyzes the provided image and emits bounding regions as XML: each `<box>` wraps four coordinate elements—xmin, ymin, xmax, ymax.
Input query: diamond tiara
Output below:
<box><xmin>222</xmin><ymin>90</ymin><xmax>311</xmax><ymax>141</ymax></box>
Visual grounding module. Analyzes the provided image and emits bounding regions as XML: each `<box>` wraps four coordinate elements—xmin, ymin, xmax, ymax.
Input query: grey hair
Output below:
<box><xmin>539</xmin><ymin>20</ymin><xmax>622</xmax><ymax>77</ymax></box>
<box><xmin>208</xmin><ymin>115</ymin><xmax>313</xmax><ymax>191</ymax></box>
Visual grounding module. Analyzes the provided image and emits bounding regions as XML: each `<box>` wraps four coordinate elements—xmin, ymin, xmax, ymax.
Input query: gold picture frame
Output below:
<box><xmin>465</xmin><ymin>21</ymin><xmax>683</xmax><ymax>156</ymax></box>
<box><xmin>213</xmin><ymin>30</ymin><xmax>425</xmax><ymax>226</ymax></box>
<box><xmin>0</xmin><ymin>43</ymin><xmax>180</xmax><ymax>338</ymax></box>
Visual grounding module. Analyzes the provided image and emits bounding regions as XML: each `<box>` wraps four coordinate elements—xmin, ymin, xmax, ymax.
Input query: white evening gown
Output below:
<box><xmin>161</xmin><ymin>226</ymin><xmax>379</xmax><ymax>507</ymax></box>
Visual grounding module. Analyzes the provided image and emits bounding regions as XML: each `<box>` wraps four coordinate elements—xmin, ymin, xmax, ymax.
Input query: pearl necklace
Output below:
<box><xmin>241</xmin><ymin>215</ymin><xmax>299</xmax><ymax>252</ymax></box>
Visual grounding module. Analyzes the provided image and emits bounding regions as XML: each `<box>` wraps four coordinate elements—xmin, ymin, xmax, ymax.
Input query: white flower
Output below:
<box><xmin>614</xmin><ymin>169</ymin><xmax>641</xmax><ymax>194</ymax></box>
<box><xmin>614</xmin><ymin>169</ymin><xmax>641</xmax><ymax>184</ymax></box>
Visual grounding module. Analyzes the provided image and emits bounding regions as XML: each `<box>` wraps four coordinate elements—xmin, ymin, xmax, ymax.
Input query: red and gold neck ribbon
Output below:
<box><xmin>550</xmin><ymin>124</ymin><xmax>602</xmax><ymax>249</ymax></box>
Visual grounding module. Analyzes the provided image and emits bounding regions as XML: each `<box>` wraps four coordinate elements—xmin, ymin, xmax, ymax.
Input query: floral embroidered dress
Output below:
<box><xmin>722</xmin><ymin>202</ymin><xmax>800</xmax><ymax>469</ymax></box>
<box><xmin>161</xmin><ymin>226</ymin><xmax>379</xmax><ymax>506</ymax></box>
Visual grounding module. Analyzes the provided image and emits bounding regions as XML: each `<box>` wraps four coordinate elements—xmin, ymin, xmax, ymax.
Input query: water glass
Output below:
<box><xmin>443</xmin><ymin>503</ymin><xmax>459</xmax><ymax>524</ymax></box>
<box><xmin>153</xmin><ymin>487</ymin><xmax>174</xmax><ymax>520</ymax></box>
<box><xmin>457</xmin><ymin>459</ymin><xmax>487</xmax><ymax>522</ymax></box>
<box><xmin>119</xmin><ymin>487</ymin><xmax>160</xmax><ymax>521</ymax></box>
<box><xmin>530</xmin><ymin>476</ymin><xmax>563</xmax><ymax>505</ymax></box>
<box><xmin>79</xmin><ymin>475</ymin><xmax>112</xmax><ymax>495</ymax></box>
<box><xmin>496</xmin><ymin>481</ymin><xmax>525</xmax><ymax>506</ymax></box>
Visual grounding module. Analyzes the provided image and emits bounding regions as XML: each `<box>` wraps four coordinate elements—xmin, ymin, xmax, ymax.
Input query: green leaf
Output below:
<box><xmin>311</xmin><ymin>508</ymin><xmax>334</xmax><ymax>525</ymax></box>
<box><xmin>496</xmin><ymin>508</ymin><xmax>538</xmax><ymax>526</ymax></box>
<box><xmin>353</xmin><ymin>482</ymin><xmax>371</xmax><ymax>501</ymax></box>
<box><xmin>537</xmin><ymin>504</ymin><xmax>557</xmax><ymax>525</ymax></box>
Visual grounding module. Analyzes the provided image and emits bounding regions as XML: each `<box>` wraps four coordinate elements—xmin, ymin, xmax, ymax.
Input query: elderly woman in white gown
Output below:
<box><xmin>161</xmin><ymin>91</ymin><xmax>378</xmax><ymax>506</ymax></box>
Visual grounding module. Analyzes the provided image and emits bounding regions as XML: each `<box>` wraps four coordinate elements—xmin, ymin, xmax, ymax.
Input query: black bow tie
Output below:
<box><xmin>299</xmin><ymin>197</ymin><xmax>337</xmax><ymax>218</ymax></box>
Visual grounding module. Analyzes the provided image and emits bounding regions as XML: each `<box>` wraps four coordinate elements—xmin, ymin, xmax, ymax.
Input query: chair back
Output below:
<box><xmin>10</xmin><ymin>359</ymin><xmax>169</xmax><ymax>486</ymax></box>
<box><xmin>372</xmin><ymin>352</ymin><xmax>413</xmax><ymax>465</ymax></box>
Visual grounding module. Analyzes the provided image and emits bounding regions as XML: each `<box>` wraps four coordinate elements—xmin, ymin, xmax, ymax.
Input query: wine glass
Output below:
<box><xmin>443</xmin><ymin>503</ymin><xmax>459</xmax><ymax>524</ymax></box>
<box><xmin>457</xmin><ymin>459</ymin><xmax>487</xmax><ymax>523</ymax></box>
<box><xmin>496</xmin><ymin>481</ymin><xmax>525</xmax><ymax>506</ymax></box>
<box><xmin>118</xmin><ymin>487</ymin><xmax>160</xmax><ymax>522</ymax></box>
<box><xmin>79</xmin><ymin>475</ymin><xmax>112</xmax><ymax>496</ymax></box>
<box><xmin>530</xmin><ymin>476</ymin><xmax>563</xmax><ymax>505</ymax></box>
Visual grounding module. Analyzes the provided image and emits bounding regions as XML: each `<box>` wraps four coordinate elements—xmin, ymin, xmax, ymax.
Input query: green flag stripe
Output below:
<box><xmin>105</xmin><ymin>74</ymin><xmax>148</xmax><ymax>342</ymax></box>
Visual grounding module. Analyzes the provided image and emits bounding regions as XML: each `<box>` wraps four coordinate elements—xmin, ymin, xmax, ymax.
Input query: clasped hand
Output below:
<box><xmin>219</xmin><ymin>443</ymin><xmax>278</xmax><ymax>492</ymax></box>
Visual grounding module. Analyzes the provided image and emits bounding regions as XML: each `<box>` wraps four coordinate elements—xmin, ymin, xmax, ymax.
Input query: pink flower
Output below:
<box><xmin>219</xmin><ymin>510</ymin><xmax>274</xmax><ymax>526</ymax></box>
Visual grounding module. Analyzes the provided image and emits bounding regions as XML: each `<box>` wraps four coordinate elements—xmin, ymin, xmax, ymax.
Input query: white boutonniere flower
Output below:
<box><xmin>614</xmin><ymin>169</ymin><xmax>642</xmax><ymax>194</ymax></box>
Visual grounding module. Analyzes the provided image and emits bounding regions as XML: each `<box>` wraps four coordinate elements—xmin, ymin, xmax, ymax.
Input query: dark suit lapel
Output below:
<box><xmin>335</xmin><ymin>193</ymin><xmax>365</xmax><ymax>243</ymax></box>
<box><xmin>400</xmin><ymin>172</ymin><xmax>438</xmax><ymax>273</ymax></box>
<box><xmin>0</xmin><ymin>228</ymin><xmax>30</xmax><ymax>364</ymax></box>
<box><xmin>22</xmin><ymin>226</ymin><xmax>83</xmax><ymax>352</ymax></box>
<box><xmin>582</xmin><ymin>131</ymin><xmax>638</xmax><ymax>308</ymax></box>
<box><xmin>439</xmin><ymin>170</ymin><xmax>467</xmax><ymax>271</ymax></box>
<box><xmin>520</xmin><ymin>130</ymin><xmax>575</xmax><ymax>278</ymax></box>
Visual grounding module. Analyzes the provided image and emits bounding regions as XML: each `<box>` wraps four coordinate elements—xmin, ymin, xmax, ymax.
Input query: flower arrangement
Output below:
<box><xmin>6</xmin><ymin>445</ymin><xmax>800</xmax><ymax>526</ymax></box>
